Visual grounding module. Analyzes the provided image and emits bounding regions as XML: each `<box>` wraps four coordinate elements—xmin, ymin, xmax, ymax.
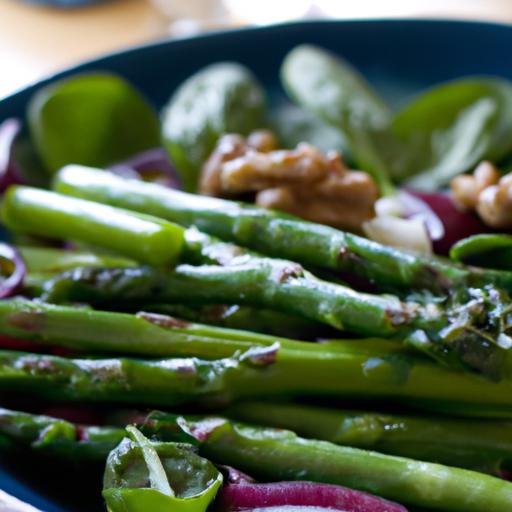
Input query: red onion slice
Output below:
<box><xmin>218</xmin><ymin>481</ymin><xmax>408</xmax><ymax>512</ymax></box>
<box><xmin>406</xmin><ymin>189</ymin><xmax>489</xmax><ymax>255</ymax></box>
<box><xmin>109</xmin><ymin>147</ymin><xmax>180</xmax><ymax>189</ymax></box>
<box><xmin>0</xmin><ymin>243</ymin><xmax>26</xmax><ymax>298</ymax></box>
<box><xmin>0</xmin><ymin>118</ymin><xmax>24</xmax><ymax>192</ymax></box>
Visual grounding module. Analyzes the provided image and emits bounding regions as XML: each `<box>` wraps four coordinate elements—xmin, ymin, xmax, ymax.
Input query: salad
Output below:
<box><xmin>1</xmin><ymin>44</ymin><xmax>512</xmax><ymax>511</ymax></box>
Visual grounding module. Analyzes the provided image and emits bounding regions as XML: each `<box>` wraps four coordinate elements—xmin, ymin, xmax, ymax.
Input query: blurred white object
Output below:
<box><xmin>149</xmin><ymin>0</ymin><xmax>231</xmax><ymax>35</ymax></box>
<box><xmin>363</xmin><ymin>216</ymin><xmax>432</xmax><ymax>254</ymax></box>
<box><xmin>150</xmin><ymin>0</ymin><xmax>512</xmax><ymax>28</ymax></box>
<box><xmin>375</xmin><ymin>191</ymin><xmax>444</xmax><ymax>240</ymax></box>
<box><xmin>0</xmin><ymin>490</ymin><xmax>41</xmax><ymax>512</ymax></box>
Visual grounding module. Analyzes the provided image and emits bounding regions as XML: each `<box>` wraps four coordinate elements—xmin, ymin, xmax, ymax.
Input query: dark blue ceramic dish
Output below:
<box><xmin>1</xmin><ymin>18</ymin><xmax>512</xmax><ymax>511</ymax></box>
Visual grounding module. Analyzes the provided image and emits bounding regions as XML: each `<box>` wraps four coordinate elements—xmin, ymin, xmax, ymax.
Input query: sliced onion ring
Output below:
<box><xmin>0</xmin><ymin>243</ymin><xmax>26</xmax><ymax>298</ymax></box>
<box><xmin>218</xmin><ymin>480</ymin><xmax>408</xmax><ymax>512</ymax></box>
<box><xmin>109</xmin><ymin>147</ymin><xmax>180</xmax><ymax>189</ymax></box>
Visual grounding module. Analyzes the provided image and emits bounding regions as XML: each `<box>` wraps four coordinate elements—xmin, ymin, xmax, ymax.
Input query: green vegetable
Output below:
<box><xmin>162</xmin><ymin>62</ymin><xmax>266</xmax><ymax>191</ymax></box>
<box><xmin>0</xmin><ymin>297</ymin><xmax>328</xmax><ymax>359</ymax></box>
<box><xmin>103</xmin><ymin>426</ymin><xmax>222</xmax><ymax>512</ymax></box>
<box><xmin>4</xmin><ymin>335</ymin><xmax>512</xmax><ymax>417</ymax></box>
<box><xmin>271</xmin><ymin>103</ymin><xmax>349</xmax><ymax>155</ymax></box>
<box><xmin>20</xmin><ymin>246</ymin><xmax>136</xmax><ymax>274</ymax></box>
<box><xmin>281</xmin><ymin>44</ymin><xmax>397</xmax><ymax>195</ymax></box>
<box><xmin>44</xmin><ymin>263</ymin><xmax>512</xmax><ymax>379</ymax></box>
<box><xmin>143</xmin><ymin>413</ymin><xmax>512</xmax><ymax>512</ymax></box>
<box><xmin>55</xmin><ymin>165</ymin><xmax>497</xmax><ymax>294</ymax></box>
<box><xmin>2</xmin><ymin>187</ymin><xmax>185</xmax><ymax>266</ymax></box>
<box><xmin>143</xmin><ymin>303</ymin><xmax>324</xmax><ymax>339</ymax></box>
<box><xmin>450</xmin><ymin>234</ymin><xmax>512</xmax><ymax>270</ymax></box>
<box><xmin>227</xmin><ymin>401</ymin><xmax>512</xmax><ymax>473</ymax></box>
<box><xmin>28</xmin><ymin>73</ymin><xmax>160</xmax><ymax>173</ymax></box>
<box><xmin>395</xmin><ymin>79</ymin><xmax>512</xmax><ymax>190</ymax></box>
<box><xmin>0</xmin><ymin>406</ymin><xmax>124</xmax><ymax>461</ymax></box>
<box><xmin>3</xmin><ymin>405</ymin><xmax>512</xmax><ymax>511</ymax></box>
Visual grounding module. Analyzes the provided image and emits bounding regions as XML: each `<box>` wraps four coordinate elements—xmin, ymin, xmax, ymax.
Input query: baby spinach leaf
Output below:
<box><xmin>450</xmin><ymin>233</ymin><xmax>512</xmax><ymax>270</ymax></box>
<box><xmin>28</xmin><ymin>73</ymin><xmax>161</xmax><ymax>174</ymax></box>
<box><xmin>394</xmin><ymin>79</ymin><xmax>512</xmax><ymax>190</ymax></box>
<box><xmin>161</xmin><ymin>63</ymin><xmax>266</xmax><ymax>192</ymax></box>
<box><xmin>281</xmin><ymin>44</ymin><xmax>397</xmax><ymax>195</ymax></box>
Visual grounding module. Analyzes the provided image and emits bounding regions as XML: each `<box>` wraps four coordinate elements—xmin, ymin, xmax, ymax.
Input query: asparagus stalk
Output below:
<box><xmin>142</xmin><ymin>412</ymin><xmax>512</xmax><ymax>512</ymax></box>
<box><xmin>53</xmin><ymin>165</ymin><xmax>512</xmax><ymax>293</ymax></box>
<box><xmin>226</xmin><ymin>401</ymin><xmax>512</xmax><ymax>473</ymax></box>
<box><xmin>5</xmin><ymin>178</ymin><xmax>512</xmax><ymax>377</ymax></box>
<box><xmin>2</xmin><ymin>186</ymin><xmax>185</xmax><ymax>266</ymax></box>
<box><xmin>5</xmin><ymin>406</ymin><xmax>511</xmax><ymax>511</ymax></box>
<box><xmin>0</xmin><ymin>297</ymin><xmax>329</xmax><ymax>358</ymax></box>
<box><xmin>2</xmin><ymin>343</ymin><xmax>512</xmax><ymax>416</ymax></box>
<box><xmin>20</xmin><ymin>245</ymin><xmax>317</xmax><ymax>338</ymax></box>
<box><xmin>44</xmin><ymin>264</ymin><xmax>512</xmax><ymax>378</ymax></box>
<box><xmin>0</xmin><ymin>406</ymin><xmax>123</xmax><ymax>460</ymax></box>
<box><xmin>139</xmin><ymin>303</ymin><xmax>326</xmax><ymax>339</ymax></box>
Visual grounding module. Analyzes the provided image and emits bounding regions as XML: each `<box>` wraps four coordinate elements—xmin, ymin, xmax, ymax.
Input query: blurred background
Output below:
<box><xmin>1</xmin><ymin>0</ymin><xmax>512</xmax><ymax>99</ymax></box>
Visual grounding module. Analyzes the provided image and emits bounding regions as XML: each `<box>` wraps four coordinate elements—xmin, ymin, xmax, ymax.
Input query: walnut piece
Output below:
<box><xmin>451</xmin><ymin>161</ymin><xmax>500</xmax><ymax>210</ymax></box>
<box><xmin>199</xmin><ymin>131</ymin><xmax>379</xmax><ymax>232</ymax></box>
<box><xmin>450</xmin><ymin>161</ymin><xmax>512</xmax><ymax>229</ymax></box>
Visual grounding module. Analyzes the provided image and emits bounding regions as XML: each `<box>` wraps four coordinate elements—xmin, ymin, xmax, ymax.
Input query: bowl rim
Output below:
<box><xmin>2</xmin><ymin>17</ymin><xmax>512</xmax><ymax>105</ymax></box>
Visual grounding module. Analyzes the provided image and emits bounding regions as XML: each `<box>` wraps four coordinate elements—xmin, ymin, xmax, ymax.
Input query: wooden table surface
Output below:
<box><xmin>1</xmin><ymin>0</ymin><xmax>512</xmax><ymax>100</ymax></box>
<box><xmin>0</xmin><ymin>0</ymin><xmax>163</xmax><ymax>98</ymax></box>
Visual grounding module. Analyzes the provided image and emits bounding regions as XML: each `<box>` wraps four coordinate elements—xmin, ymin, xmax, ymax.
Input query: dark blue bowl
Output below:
<box><xmin>1</xmin><ymin>18</ymin><xmax>512</xmax><ymax>510</ymax></box>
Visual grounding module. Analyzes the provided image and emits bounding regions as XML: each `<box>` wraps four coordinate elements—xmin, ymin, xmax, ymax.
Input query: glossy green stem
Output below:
<box><xmin>0</xmin><ymin>297</ymin><xmax>328</xmax><ymax>359</ymax></box>
<box><xmin>0</xmin><ymin>406</ymin><xmax>123</xmax><ymax>461</ymax></box>
<box><xmin>2</xmin><ymin>186</ymin><xmax>185</xmax><ymax>266</ymax></box>
<box><xmin>44</xmin><ymin>264</ymin><xmax>414</xmax><ymax>336</ymax></box>
<box><xmin>44</xmin><ymin>265</ymin><xmax>512</xmax><ymax>378</ymax></box>
<box><xmin>2</xmin><ymin>344</ymin><xmax>512</xmax><ymax>416</ymax></box>
<box><xmin>19</xmin><ymin>246</ymin><xmax>136</xmax><ymax>274</ymax></box>
<box><xmin>144</xmin><ymin>303</ymin><xmax>325</xmax><ymax>339</ymax></box>
<box><xmin>227</xmin><ymin>401</ymin><xmax>512</xmax><ymax>472</ymax></box>
<box><xmin>3</xmin><ymin>406</ymin><xmax>512</xmax><ymax>511</ymax></box>
<box><xmin>145</xmin><ymin>413</ymin><xmax>512</xmax><ymax>512</ymax></box>
<box><xmin>53</xmin><ymin>165</ymin><xmax>512</xmax><ymax>293</ymax></box>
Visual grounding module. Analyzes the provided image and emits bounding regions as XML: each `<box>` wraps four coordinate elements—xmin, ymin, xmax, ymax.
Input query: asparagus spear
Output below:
<box><xmin>43</xmin><ymin>264</ymin><xmax>512</xmax><ymax>378</ymax></box>
<box><xmin>0</xmin><ymin>406</ymin><xmax>123</xmax><ymax>460</ymax></box>
<box><xmin>5</xmin><ymin>406</ymin><xmax>509</xmax><ymax>511</ymax></box>
<box><xmin>226</xmin><ymin>401</ymin><xmax>512</xmax><ymax>473</ymax></box>
<box><xmin>2</xmin><ymin>344</ymin><xmax>512</xmax><ymax>416</ymax></box>
<box><xmin>20</xmin><ymin>245</ymin><xmax>316</xmax><ymax>338</ymax></box>
<box><xmin>140</xmin><ymin>304</ymin><xmax>326</xmax><ymax>339</ymax></box>
<box><xmin>0</xmin><ymin>297</ymin><xmax>329</xmax><ymax>358</ymax></box>
<box><xmin>5</xmin><ymin>183</ymin><xmax>512</xmax><ymax>377</ymax></box>
<box><xmin>53</xmin><ymin>165</ymin><xmax>512</xmax><ymax>293</ymax></box>
<box><xmin>2</xmin><ymin>186</ymin><xmax>185</xmax><ymax>266</ymax></box>
<box><xmin>142</xmin><ymin>412</ymin><xmax>512</xmax><ymax>512</ymax></box>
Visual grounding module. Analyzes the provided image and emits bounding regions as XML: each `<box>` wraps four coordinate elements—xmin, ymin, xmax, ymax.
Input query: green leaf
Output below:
<box><xmin>281</xmin><ymin>44</ymin><xmax>397</xmax><ymax>195</ymax></box>
<box><xmin>271</xmin><ymin>103</ymin><xmax>349</xmax><ymax>156</ymax></box>
<box><xmin>394</xmin><ymin>79</ymin><xmax>512</xmax><ymax>190</ymax></box>
<box><xmin>103</xmin><ymin>434</ymin><xmax>222</xmax><ymax>512</ymax></box>
<box><xmin>28</xmin><ymin>74</ymin><xmax>161</xmax><ymax>174</ymax></box>
<box><xmin>161</xmin><ymin>63</ymin><xmax>266</xmax><ymax>192</ymax></box>
<box><xmin>450</xmin><ymin>234</ymin><xmax>512</xmax><ymax>270</ymax></box>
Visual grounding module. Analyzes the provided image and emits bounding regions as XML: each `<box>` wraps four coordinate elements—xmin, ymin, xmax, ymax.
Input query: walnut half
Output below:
<box><xmin>199</xmin><ymin>131</ymin><xmax>379</xmax><ymax>232</ymax></box>
<box><xmin>451</xmin><ymin>161</ymin><xmax>512</xmax><ymax>229</ymax></box>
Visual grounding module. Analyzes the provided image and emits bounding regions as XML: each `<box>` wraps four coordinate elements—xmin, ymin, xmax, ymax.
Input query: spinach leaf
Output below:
<box><xmin>281</xmin><ymin>44</ymin><xmax>397</xmax><ymax>195</ymax></box>
<box><xmin>28</xmin><ymin>73</ymin><xmax>161</xmax><ymax>174</ymax></box>
<box><xmin>394</xmin><ymin>79</ymin><xmax>512</xmax><ymax>190</ymax></box>
<box><xmin>450</xmin><ymin>233</ymin><xmax>512</xmax><ymax>270</ymax></box>
<box><xmin>161</xmin><ymin>63</ymin><xmax>266</xmax><ymax>192</ymax></box>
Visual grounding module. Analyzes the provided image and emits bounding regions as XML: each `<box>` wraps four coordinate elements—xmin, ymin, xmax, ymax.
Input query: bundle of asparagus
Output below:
<box><xmin>2</xmin><ymin>167</ymin><xmax>512</xmax><ymax>511</ymax></box>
